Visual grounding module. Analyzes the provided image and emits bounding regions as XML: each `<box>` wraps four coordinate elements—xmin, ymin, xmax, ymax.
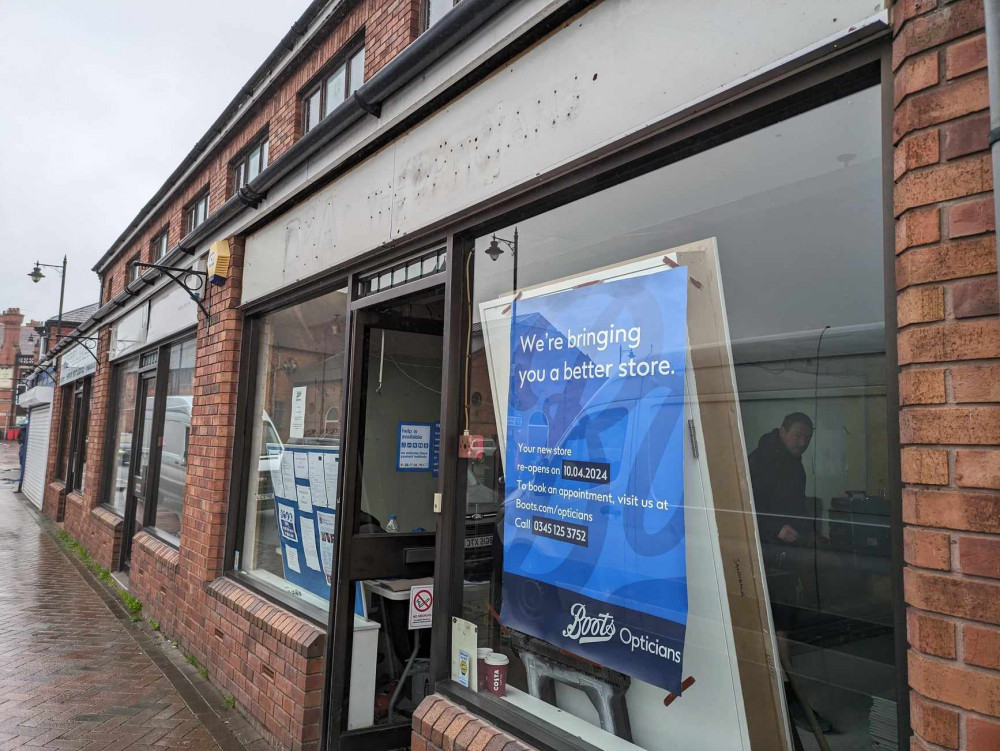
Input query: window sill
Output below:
<box><xmin>435</xmin><ymin>680</ymin><xmax>603</xmax><ymax>751</ymax></box>
<box><xmin>226</xmin><ymin>570</ymin><xmax>329</xmax><ymax>630</ymax></box>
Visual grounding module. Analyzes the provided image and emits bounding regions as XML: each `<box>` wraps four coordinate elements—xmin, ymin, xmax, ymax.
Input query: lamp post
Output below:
<box><xmin>485</xmin><ymin>228</ymin><xmax>519</xmax><ymax>291</ymax></box>
<box><xmin>28</xmin><ymin>256</ymin><xmax>67</xmax><ymax>353</ymax></box>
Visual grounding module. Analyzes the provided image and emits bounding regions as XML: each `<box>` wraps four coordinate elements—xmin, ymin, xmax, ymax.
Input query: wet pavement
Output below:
<box><xmin>0</xmin><ymin>441</ymin><xmax>236</xmax><ymax>750</ymax></box>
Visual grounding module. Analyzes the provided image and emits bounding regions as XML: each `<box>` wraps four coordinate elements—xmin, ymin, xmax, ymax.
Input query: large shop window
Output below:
<box><xmin>104</xmin><ymin>336</ymin><xmax>195</xmax><ymax>547</ymax></box>
<box><xmin>55</xmin><ymin>377</ymin><xmax>92</xmax><ymax>491</ymax></box>
<box><xmin>456</xmin><ymin>86</ymin><xmax>892</xmax><ymax>751</ymax></box>
<box><xmin>152</xmin><ymin>339</ymin><xmax>196</xmax><ymax>544</ymax></box>
<box><xmin>237</xmin><ymin>287</ymin><xmax>348</xmax><ymax>615</ymax></box>
<box><xmin>109</xmin><ymin>359</ymin><xmax>140</xmax><ymax>516</ymax></box>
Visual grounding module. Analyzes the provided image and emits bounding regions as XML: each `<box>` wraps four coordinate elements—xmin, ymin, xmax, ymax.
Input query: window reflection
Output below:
<box><xmin>463</xmin><ymin>86</ymin><xmax>890</xmax><ymax>751</ymax></box>
<box><xmin>240</xmin><ymin>288</ymin><xmax>348</xmax><ymax>613</ymax></box>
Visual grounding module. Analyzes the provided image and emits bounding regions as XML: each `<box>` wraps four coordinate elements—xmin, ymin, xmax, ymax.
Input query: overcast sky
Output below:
<box><xmin>0</xmin><ymin>1</ymin><xmax>307</xmax><ymax>323</ymax></box>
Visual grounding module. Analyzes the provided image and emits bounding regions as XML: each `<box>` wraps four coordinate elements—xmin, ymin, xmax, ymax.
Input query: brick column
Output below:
<box><xmin>365</xmin><ymin>0</ymin><xmax>423</xmax><ymax>77</ymax></box>
<box><xmin>41</xmin><ymin>371</ymin><xmax>66</xmax><ymax>521</ymax></box>
<box><xmin>176</xmin><ymin>238</ymin><xmax>244</xmax><ymax>629</ymax></box>
<box><xmin>894</xmin><ymin>1</ymin><xmax>1000</xmax><ymax>748</ymax></box>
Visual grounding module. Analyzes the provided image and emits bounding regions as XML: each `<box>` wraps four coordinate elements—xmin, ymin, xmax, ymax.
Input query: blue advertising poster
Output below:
<box><xmin>396</xmin><ymin>421</ymin><xmax>441</xmax><ymax>475</ymax></box>
<box><xmin>266</xmin><ymin>443</ymin><xmax>339</xmax><ymax>601</ymax></box>
<box><xmin>501</xmin><ymin>266</ymin><xmax>689</xmax><ymax>692</ymax></box>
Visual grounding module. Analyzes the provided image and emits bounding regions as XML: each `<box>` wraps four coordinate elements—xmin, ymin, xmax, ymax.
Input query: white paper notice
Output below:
<box><xmin>308</xmin><ymin>453</ymin><xmax>328</xmax><ymax>507</ymax></box>
<box><xmin>300</xmin><ymin>518</ymin><xmax>321</xmax><ymax>571</ymax></box>
<box><xmin>296</xmin><ymin>483</ymin><xmax>314</xmax><ymax>513</ymax></box>
<box><xmin>268</xmin><ymin>454</ymin><xmax>284</xmax><ymax>499</ymax></box>
<box><xmin>293</xmin><ymin>451</ymin><xmax>309</xmax><ymax>480</ymax></box>
<box><xmin>284</xmin><ymin>545</ymin><xmax>301</xmax><ymax>573</ymax></box>
<box><xmin>317</xmin><ymin>511</ymin><xmax>337</xmax><ymax>585</ymax></box>
<box><xmin>290</xmin><ymin>387</ymin><xmax>307</xmax><ymax>438</ymax></box>
<box><xmin>280</xmin><ymin>452</ymin><xmax>296</xmax><ymax>497</ymax></box>
<box><xmin>324</xmin><ymin>453</ymin><xmax>339</xmax><ymax>506</ymax></box>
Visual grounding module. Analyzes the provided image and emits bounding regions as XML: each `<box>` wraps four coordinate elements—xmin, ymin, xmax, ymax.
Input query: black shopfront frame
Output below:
<box><xmin>99</xmin><ymin>327</ymin><xmax>197</xmax><ymax>563</ymax></box>
<box><xmin>226</xmin><ymin>34</ymin><xmax>905</xmax><ymax>751</ymax></box>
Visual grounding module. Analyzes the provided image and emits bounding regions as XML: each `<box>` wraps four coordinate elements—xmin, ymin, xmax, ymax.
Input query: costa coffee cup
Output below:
<box><xmin>476</xmin><ymin>648</ymin><xmax>493</xmax><ymax>691</ymax></box>
<box><xmin>484</xmin><ymin>652</ymin><xmax>509</xmax><ymax>697</ymax></box>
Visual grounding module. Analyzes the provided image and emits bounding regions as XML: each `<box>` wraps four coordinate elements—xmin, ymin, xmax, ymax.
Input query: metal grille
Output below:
<box><xmin>356</xmin><ymin>247</ymin><xmax>447</xmax><ymax>298</ymax></box>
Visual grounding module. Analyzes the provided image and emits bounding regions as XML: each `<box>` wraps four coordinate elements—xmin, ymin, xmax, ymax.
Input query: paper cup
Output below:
<box><xmin>476</xmin><ymin>648</ymin><xmax>493</xmax><ymax>691</ymax></box>
<box><xmin>484</xmin><ymin>652</ymin><xmax>509</xmax><ymax>697</ymax></box>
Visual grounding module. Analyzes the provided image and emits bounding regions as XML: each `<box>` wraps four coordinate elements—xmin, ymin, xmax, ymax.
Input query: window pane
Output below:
<box><xmin>464</xmin><ymin>86</ymin><xmax>890</xmax><ymax>750</ymax></box>
<box><xmin>305</xmin><ymin>89</ymin><xmax>321</xmax><ymax>132</ymax></box>
<box><xmin>426</xmin><ymin>0</ymin><xmax>452</xmax><ymax>29</ymax></box>
<box><xmin>109</xmin><ymin>360</ymin><xmax>139</xmax><ymax>516</ymax></box>
<box><xmin>324</xmin><ymin>65</ymin><xmax>347</xmax><ymax>116</ymax></box>
<box><xmin>235</xmin><ymin>163</ymin><xmax>245</xmax><ymax>190</ymax></box>
<box><xmin>198</xmin><ymin>195</ymin><xmax>208</xmax><ymax>224</ymax></box>
<box><xmin>248</xmin><ymin>146</ymin><xmax>261</xmax><ymax>182</ymax></box>
<box><xmin>153</xmin><ymin>339</ymin><xmax>196</xmax><ymax>543</ymax></box>
<box><xmin>349</xmin><ymin>49</ymin><xmax>365</xmax><ymax>94</ymax></box>
<box><xmin>240</xmin><ymin>288</ymin><xmax>349</xmax><ymax>612</ymax></box>
<box><xmin>260</xmin><ymin>138</ymin><xmax>269</xmax><ymax>169</ymax></box>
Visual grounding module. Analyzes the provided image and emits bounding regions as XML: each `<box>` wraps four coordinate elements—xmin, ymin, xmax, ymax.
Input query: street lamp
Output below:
<box><xmin>28</xmin><ymin>256</ymin><xmax>67</xmax><ymax>352</ymax></box>
<box><xmin>485</xmin><ymin>227</ymin><xmax>519</xmax><ymax>291</ymax></box>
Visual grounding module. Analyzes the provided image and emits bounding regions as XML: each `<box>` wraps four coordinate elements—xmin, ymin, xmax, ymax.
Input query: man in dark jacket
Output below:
<box><xmin>749</xmin><ymin>412</ymin><xmax>834</xmax><ymax>738</ymax></box>
<box><xmin>750</xmin><ymin>412</ymin><xmax>813</xmax><ymax>549</ymax></box>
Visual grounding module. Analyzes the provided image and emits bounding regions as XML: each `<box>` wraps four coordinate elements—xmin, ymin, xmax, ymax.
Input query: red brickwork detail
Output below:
<box><xmin>895</xmin><ymin>1</ymin><xmax>1000</xmax><ymax>745</ymax></box>
<box><xmin>904</xmin><ymin>527</ymin><xmax>953</xmax><ymax>570</ymax></box>
<box><xmin>910</xmin><ymin>691</ymin><xmax>960</xmax><ymax>748</ymax></box>
<box><xmin>908</xmin><ymin>609</ymin><xmax>958</xmax><ymax>658</ymax></box>
<box><xmin>411</xmin><ymin>696</ymin><xmax>537</xmax><ymax>751</ymax></box>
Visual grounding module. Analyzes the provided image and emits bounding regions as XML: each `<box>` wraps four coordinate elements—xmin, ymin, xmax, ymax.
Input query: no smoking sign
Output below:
<box><xmin>408</xmin><ymin>584</ymin><xmax>434</xmax><ymax>629</ymax></box>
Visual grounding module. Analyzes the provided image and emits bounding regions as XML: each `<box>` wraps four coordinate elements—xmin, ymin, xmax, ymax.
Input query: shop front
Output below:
<box><xmin>230</xmin><ymin>3</ymin><xmax>901</xmax><ymax>749</ymax></box>
<box><xmin>19</xmin><ymin>382</ymin><xmax>54</xmax><ymax>509</ymax></box>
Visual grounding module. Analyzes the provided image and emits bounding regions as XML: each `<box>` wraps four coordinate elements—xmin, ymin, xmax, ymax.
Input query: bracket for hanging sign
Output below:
<box><xmin>60</xmin><ymin>333</ymin><xmax>100</xmax><ymax>363</ymax></box>
<box><xmin>132</xmin><ymin>261</ymin><xmax>210</xmax><ymax>318</ymax></box>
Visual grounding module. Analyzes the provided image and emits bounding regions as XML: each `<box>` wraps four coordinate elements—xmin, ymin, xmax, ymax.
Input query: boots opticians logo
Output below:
<box><xmin>562</xmin><ymin>603</ymin><xmax>616</xmax><ymax>644</ymax></box>
<box><xmin>562</xmin><ymin>603</ymin><xmax>683</xmax><ymax>664</ymax></box>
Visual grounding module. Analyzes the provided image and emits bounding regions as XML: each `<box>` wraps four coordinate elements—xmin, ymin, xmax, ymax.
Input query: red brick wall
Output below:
<box><xmin>894</xmin><ymin>0</ymin><xmax>1000</xmax><ymax>748</ymax></box>
<box><xmin>63</xmin><ymin>327</ymin><xmax>123</xmax><ymax>571</ymax></box>
<box><xmin>41</xmin><ymin>373</ymin><xmax>67</xmax><ymax>521</ymax></box>
<box><xmin>411</xmin><ymin>696</ymin><xmax>535</xmax><ymax>751</ymax></box>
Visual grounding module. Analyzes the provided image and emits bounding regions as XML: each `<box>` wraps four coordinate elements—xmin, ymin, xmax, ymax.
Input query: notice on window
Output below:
<box><xmin>300</xmin><ymin>517</ymin><xmax>321</xmax><ymax>571</ymax></box>
<box><xmin>494</xmin><ymin>265</ymin><xmax>689</xmax><ymax>693</ymax></box>
<box><xmin>289</xmin><ymin>387</ymin><xmax>307</xmax><ymax>439</ymax></box>
<box><xmin>277</xmin><ymin>503</ymin><xmax>298</xmax><ymax>543</ymax></box>
<box><xmin>397</xmin><ymin>422</ymin><xmax>432</xmax><ymax>471</ymax></box>
<box><xmin>280</xmin><ymin>451</ymin><xmax>296</xmax><ymax>497</ymax></box>
<box><xmin>285</xmin><ymin>544</ymin><xmax>301</xmax><ymax>574</ymax></box>
<box><xmin>323</xmin><ymin>453</ymin><xmax>339</xmax><ymax>505</ymax></box>
<box><xmin>308</xmin><ymin>453</ymin><xmax>328</xmax><ymax>507</ymax></box>
<box><xmin>317</xmin><ymin>510</ymin><xmax>337</xmax><ymax>585</ymax></box>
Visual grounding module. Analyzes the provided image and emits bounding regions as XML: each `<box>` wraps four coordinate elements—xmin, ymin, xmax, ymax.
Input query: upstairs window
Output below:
<box><xmin>151</xmin><ymin>227</ymin><xmax>169</xmax><ymax>261</ymax></box>
<box><xmin>233</xmin><ymin>136</ymin><xmax>270</xmax><ymax>194</ymax></box>
<box><xmin>184</xmin><ymin>190</ymin><xmax>209</xmax><ymax>234</ymax></box>
<box><xmin>303</xmin><ymin>45</ymin><xmax>365</xmax><ymax>134</ymax></box>
<box><xmin>425</xmin><ymin>0</ymin><xmax>455</xmax><ymax>30</ymax></box>
<box><xmin>128</xmin><ymin>253</ymin><xmax>141</xmax><ymax>283</ymax></box>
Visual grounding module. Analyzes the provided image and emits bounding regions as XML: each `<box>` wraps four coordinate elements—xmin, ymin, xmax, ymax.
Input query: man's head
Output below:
<box><xmin>779</xmin><ymin>412</ymin><xmax>813</xmax><ymax>457</ymax></box>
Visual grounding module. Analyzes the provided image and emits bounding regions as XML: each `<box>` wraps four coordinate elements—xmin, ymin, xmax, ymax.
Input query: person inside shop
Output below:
<box><xmin>749</xmin><ymin>412</ymin><xmax>835</xmax><ymax>741</ymax></box>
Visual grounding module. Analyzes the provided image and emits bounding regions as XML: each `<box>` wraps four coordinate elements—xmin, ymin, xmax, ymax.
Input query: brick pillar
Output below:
<box><xmin>365</xmin><ymin>0</ymin><xmax>423</xmax><ymax>77</ymax></box>
<box><xmin>177</xmin><ymin>239</ymin><xmax>244</xmax><ymax>635</ymax></box>
<box><xmin>42</xmin><ymin>373</ymin><xmax>67</xmax><ymax>521</ymax></box>
<box><xmin>82</xmin><ymin>327</ymin><xmax>114</xmax><ymax>510</ymax></box>
<box><xmin>893</xmin><ymin>0</ymin><xmax>1000</xmax><ymax>747</ymax></box>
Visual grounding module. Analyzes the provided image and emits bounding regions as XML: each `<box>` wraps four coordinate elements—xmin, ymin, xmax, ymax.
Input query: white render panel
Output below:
<box><xmin>244</xmin><ymin>0</ymin><xmax>884</xmax><ymax>302</ymax></box>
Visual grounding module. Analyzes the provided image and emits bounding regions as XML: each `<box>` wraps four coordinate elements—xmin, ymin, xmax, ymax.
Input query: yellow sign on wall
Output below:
<box><xmin>207</xmin><ymin>239</ymin><xmax>231</xmax><ymax>285</ymax></box>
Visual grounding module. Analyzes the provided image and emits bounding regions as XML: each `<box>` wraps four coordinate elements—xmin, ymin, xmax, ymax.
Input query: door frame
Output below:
<box><xmin>118</xmin><ymin>356</ymin><xmax>168</xmax><ymax>572</ymax></box>
<box><xmin>323</xmin><ymin>277</ymin><xmax>449</xmax><ymax>751</ymax></box>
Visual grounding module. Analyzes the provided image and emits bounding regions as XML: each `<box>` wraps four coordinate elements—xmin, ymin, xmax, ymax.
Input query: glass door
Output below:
<box><xmin>121</xmin><ymin>373</ymin><xmax>157</xmax><ymax>571</ymax></box>
<box><xmin>325</xmin><ymin>288</ymin><xmax>445</xmax><ymax>751</ymax></box>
